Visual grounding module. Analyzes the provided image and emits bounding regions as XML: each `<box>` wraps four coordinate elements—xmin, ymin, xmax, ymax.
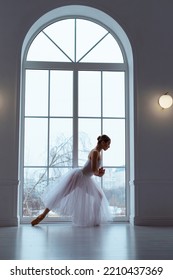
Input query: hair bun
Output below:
<box><xmin>97</xmin><ymin>134</ymin><xmax>111</xmax><ymax>143</ymax></box>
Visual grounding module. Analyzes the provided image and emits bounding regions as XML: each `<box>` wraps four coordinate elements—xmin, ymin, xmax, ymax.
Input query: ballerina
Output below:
<box><xmin>31</xmin><ymin>134</ymin><xmax>111</xmax><ymax>227</ymax></box>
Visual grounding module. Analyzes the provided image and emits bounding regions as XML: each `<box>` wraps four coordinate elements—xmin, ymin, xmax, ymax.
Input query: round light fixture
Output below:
<box><xmin>159</xmin><ymin>93</ymin><xmax>173</xmax><ymax>109</ymax></box>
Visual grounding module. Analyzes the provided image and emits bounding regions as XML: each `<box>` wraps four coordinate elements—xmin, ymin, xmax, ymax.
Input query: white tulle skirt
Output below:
<box><xmin>42</xmin><ymin>169</ymin><xmax>111</xmax><ymax>227</ymax></box>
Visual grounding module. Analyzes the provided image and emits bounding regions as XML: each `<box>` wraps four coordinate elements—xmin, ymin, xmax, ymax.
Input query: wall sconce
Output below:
<box><xmin>159</xmin><ymin>92</ymin><xmax>173</xmax><ymax>109</ymax></box>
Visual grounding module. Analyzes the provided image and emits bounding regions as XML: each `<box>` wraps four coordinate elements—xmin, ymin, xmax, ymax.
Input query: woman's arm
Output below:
<box><xmin>90</xmin><ymin>150</ymin><xmax>105</xmax><ymax>177</ymax></box>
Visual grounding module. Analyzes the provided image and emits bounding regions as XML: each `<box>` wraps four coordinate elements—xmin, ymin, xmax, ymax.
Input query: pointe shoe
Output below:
<box><xmin>31</xmin><ymin>214</ymin><xmax>45</xmax><ymax>226</ymax></box>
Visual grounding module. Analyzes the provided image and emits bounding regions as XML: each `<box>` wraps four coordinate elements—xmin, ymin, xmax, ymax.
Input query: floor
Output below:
<box><xmin>0</xmin><ymin>222</ymin><xmax>173</xmax><ymax>260</ymax></box>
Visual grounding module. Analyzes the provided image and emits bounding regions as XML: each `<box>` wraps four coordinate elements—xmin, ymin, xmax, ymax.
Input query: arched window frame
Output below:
<box><xmin>19</xmin><ymin>5</ymin><xmax>134</xmax><ymax>224</ymax></box>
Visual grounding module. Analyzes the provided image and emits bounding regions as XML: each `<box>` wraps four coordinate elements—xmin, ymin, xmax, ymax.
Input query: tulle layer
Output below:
<box><xmin>42</xmin><ymin>169</ymin><xmax>111</xmax><ymax>227</ymax></box>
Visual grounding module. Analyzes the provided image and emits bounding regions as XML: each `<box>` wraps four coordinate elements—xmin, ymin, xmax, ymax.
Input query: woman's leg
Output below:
<box><xmin>31</xmin><ymin>181</ymin><xmax>75</xmax><ymax>226</ymax></box>
<box><xmin>31</xmin><ymin>208</ymin><xmax>50</xmax><ymax>226</ymax></box>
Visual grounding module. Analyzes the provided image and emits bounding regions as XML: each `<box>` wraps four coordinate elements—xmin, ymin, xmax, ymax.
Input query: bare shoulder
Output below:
<box><xmin>88</xmin><ymin>149</ymin><xmax>100</xmax><ymax>160</ymax></box>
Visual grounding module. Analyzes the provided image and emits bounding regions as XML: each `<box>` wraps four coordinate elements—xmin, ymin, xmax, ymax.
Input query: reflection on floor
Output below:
<box><xmin>0</xmin><ymin>223</ymin><xmax>173</xmax><ymax>260</ymax></box>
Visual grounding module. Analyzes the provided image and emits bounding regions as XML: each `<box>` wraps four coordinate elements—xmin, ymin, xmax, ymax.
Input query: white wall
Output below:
<box><xmin>0</xmin><ymin>0</ymin><xmax>173</xmax><ymax>226</ymax></box>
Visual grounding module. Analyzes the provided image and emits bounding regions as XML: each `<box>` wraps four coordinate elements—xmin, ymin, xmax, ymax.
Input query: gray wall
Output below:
<box><xmin>0</xmin><ymin>0</ymin><xmax>173</xmax><ymax>226</ymax></box>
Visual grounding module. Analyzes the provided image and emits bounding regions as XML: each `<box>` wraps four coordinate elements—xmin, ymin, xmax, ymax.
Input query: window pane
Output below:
<box><xmin>103</xmin><ymin>168</ymin><xmax>126</xmax><ymax>216</ymax></box>
<box><xmin>78</xmin><ymin>71</ymin><xmax>101</xmax><ymax>117</ymax></box>
<box><xmin>44</xmin><ymin>19</ymin><xmax>75</xmax><ymax>61</ymax></box>
<box><xmin>49</xmin><ymin>118</ymin><xmax>73</xmax><ymax>167</ymax></box>
<box><xmin>23</xmin><ymin>168</ymin><xmax>47</xmax><ymax>217</ymax></box>
<box><xmin>76</xmin><ymin>19</ymin><xmax>107</xmax><ymax>62</ymax></box>
<box><xmin>78</xmin><ymin>119</ymin><xmax>101</xmax><ymax>165</ymax></box>
<box><xmin>81</xmin><ymin>34</ymin><xmax>124</xmax><ymax>63</ymax></box>
<box><xmin>103</xmin><ymin>72</ymin><xmax>125</xmax><ymax>117</ymax></box>
<box><xmin>24</xmin><ymin>118</ymin><xmax>48</xmax><ymax>166</ymax></box>
<box><xmin>50</xmin><ymin>71</ymin><xmax>73</xmax><ymax>117</ymax></box>
<box><xmin>27</xmin><ymin>32</ymin><xmax>70</xmax><ymax>62</ymax></box>
<box><xmin>25</xmin><ymin>70</ymin><xmax>48</xmax><ymax>116</ymax></box>
<box><xmin>49</xmin><ymin>167</ymin><xmax>72</xmax><ymax>182</ymax></box>
<box><xmin>103</xmin><ymin>119</ymin><xmax>125</xmax><ymax>166</ymax></box>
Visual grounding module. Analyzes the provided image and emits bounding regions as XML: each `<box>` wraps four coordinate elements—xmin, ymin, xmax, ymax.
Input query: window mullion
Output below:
<box><xmin>101</xmin><ymin>71</ymin><xmax>103</xmax><ymax>134</ymax></box>
<box><xmin>101</xmin><ymin>71</ymin><xmax>103</xmax><ymax>188</ymax></box>
<box><xmin>47</xmin><ymin>70</ymin><xmax>51</xmax><ymax>183</ymax></box>
<box><xmin>73</xmin><ymin>70</ymin><xmax>78</xmax><ymax>167</ymax></box>
<box><xmin>74</xmin><ymin>19</ymin><xmax>77</xmax><ymax>63</ymax></box>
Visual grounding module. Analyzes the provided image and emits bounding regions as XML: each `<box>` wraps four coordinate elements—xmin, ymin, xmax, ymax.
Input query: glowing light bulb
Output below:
<box><xmin>159</xmin><ymin>94</ymin><xmax>173</xmax><ymax>109</ymax></box>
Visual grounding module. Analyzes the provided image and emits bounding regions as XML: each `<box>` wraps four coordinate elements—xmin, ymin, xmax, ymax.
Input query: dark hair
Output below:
<box><xmin>97</xmin><ymin>134</ymin><xmax>111</xmax><ymax>143</ymax></box>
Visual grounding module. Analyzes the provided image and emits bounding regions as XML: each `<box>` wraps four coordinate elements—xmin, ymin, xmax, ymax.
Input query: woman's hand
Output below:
<box><xmin>97</xmin><ymin>167</ymin><xmax>105</xmax><ymax>177</ymax></box>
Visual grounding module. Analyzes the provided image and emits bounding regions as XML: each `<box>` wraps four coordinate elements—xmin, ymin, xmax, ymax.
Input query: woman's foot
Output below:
<box><xmin>31</xmin><ymin>214</ymin><xmax>45</xmax><ymax>226</ymax></box>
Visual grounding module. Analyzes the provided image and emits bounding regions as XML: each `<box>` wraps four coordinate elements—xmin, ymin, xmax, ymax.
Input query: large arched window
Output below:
<box><xmin>20</xmin><ymin>6</ymin><xmax>134</xmax><ymax>223</ymax></box>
